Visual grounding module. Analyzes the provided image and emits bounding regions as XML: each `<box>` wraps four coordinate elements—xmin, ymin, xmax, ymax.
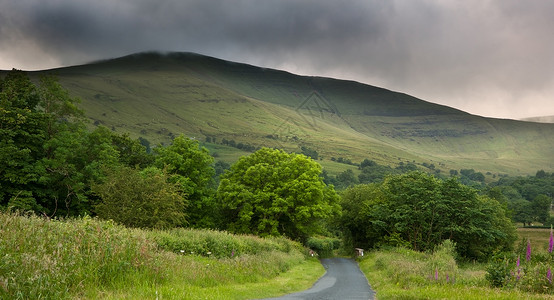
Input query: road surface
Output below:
<box><xmin>264</xmin><ymin>257</ymin><xmax>375</xmax><ymax>300</ymax></box>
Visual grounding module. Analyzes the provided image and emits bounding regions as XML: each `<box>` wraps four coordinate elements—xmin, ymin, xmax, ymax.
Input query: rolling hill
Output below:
<box><xmin>15</xmin><ymin>52</ymin><xmax>554</xmax><ymax>176</ymax></box>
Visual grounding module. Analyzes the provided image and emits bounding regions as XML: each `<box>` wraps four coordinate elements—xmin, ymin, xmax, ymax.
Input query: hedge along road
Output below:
<box><xmin>264</xmin><ymin>258</ymin><xmax>375</xmax><ymax>300</ymax></box>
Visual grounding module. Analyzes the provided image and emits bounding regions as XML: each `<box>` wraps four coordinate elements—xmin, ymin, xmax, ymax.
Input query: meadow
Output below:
<box><xmin>0</xmin><ymin>212</ymin><xmax>323</xmax><ymax>299</ymax></box>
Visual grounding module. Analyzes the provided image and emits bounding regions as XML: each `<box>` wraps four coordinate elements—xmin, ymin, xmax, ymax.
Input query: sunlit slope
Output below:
<box><xmin>35</xmin><ymin>57</ymin><xmax>419</xmax><ymax>167</ymax></box>
<box><xmin>23</xmin><ymin>52</ymin><xmax>554</xmax><ymax>174</ymax></box>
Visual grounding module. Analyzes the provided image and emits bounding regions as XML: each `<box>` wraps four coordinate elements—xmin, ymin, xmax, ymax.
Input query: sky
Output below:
<box><xmin>1</xmin><ymin>0</ymin><xmax>553</xmax><ymax>120</ymax></box>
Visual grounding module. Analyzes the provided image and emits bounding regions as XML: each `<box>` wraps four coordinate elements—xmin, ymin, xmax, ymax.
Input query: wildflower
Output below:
<box><xmin>548</xmin><ymin>225</ymin><xmax>554</xmax><ymax>253</ymax></box>
<box><xmin>435</xmin><ymin>269</ymin><xmax>439</xmax><ymax>281</ymax></box>
<box><xmin>446</xmin><ymin>274</ymin><xmax>450</xmax><ymax>283</ymax></box>
<box><xmin>180</xmin><ymin>250</ymin><xmax>185</xmax><ymax>254</ymax></box>
<box><xmin>526</xmin><ymin>240</ymin><xmax>531</xmax><ymax>262</ymax></box>
<box><xmin>548</xmin><ymin>268</ymin><xmax>552</xmax><ymax>285</ymax></box>
<box><xmin>231</xmin><ymin>249</ymin><xmax>235</xmax><ymax>257</ymax></box>
<box><xmin>516</xmin><ymin>255</ymin><xmax>521</xmax><ymax>280</ymax></box>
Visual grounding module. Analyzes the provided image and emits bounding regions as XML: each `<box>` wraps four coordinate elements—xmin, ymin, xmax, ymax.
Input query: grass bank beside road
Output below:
<box><xmin>358</xmin><ymin>241</ymin><xmax>552</xmax><ymax>300</ymax></box>
<box><xmin>0</xmin><ymin>212</ymin><xmax>324</xmax><ymax>299</ymax></box>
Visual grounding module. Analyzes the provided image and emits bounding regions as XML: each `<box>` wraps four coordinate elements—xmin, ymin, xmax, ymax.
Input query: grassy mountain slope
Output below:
<box><xmin>19</xmin><ymin>52</ymin><xmax>554</xmax><ymax>175</ymax></box>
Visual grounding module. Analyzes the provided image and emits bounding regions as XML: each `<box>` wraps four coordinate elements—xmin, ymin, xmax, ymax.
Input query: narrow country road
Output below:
<box><xmin>264</xmin><ymin>257</ymin><xmax>375</xmax><ymax>300</ymax></box>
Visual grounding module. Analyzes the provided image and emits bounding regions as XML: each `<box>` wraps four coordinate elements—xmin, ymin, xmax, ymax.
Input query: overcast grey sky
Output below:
<box><xmin>1</xmin><ymin>0</ymin><xmax>553</xmax><ymax>119</ymax></box>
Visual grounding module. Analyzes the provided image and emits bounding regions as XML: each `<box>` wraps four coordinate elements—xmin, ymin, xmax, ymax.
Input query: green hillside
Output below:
<box><xmin>20</xmin><ymin>52</ymin><xmax>554</xmax><ymax>175</ymax></box>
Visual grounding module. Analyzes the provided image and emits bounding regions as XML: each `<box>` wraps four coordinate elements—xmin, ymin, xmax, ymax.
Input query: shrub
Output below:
<box><xmin>93</xmin><ymin>166</ymin><xmax>186</xmax><ymax>229</ymax></box>
<box><xmin>306</xmin><ymin>236</ymin><xmax>341</xmax><ymax>257</ymax></box>
<box><xmin>150</xmin><ymin>228</ymin><xmax>304</xmax><ymax>258</ymax></box>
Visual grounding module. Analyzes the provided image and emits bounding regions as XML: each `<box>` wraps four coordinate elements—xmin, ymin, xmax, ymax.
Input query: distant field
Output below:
<box><xmin>517</xmin><ymin>227</ymin><xmax>552</xmax><ymax>252</ymax></box>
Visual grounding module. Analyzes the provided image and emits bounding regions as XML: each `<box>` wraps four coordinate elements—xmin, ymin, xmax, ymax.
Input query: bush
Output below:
<box><xmin>306</xmin><ymin>236</ymin><xmax>341</xmax><ymax>257</ymax></box>
<box><xmin>150</xmin><ymin>228</ymin><xmax>304</xmax><ymax>258</ymax></box>
<box><xmin>93</xmin><ymin>166</ymin><xmax>186</xmax><ymax>229</ymax></box>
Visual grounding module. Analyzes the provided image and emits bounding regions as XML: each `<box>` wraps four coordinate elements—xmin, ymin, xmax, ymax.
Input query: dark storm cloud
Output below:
<box><xmin>1</xmin><ymin>0</ymin><xmax>553</xmax><ymax>118</ymax></box>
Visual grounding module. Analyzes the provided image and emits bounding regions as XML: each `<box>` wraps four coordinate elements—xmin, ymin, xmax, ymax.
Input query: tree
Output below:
<box><xmin>340</xmin><ymin>171</ymin><xmax>516</xmax><ymax>261</ymax></box>
<box><xmin>154</xmin><ymin>135</ymin><xmax>215</xmax><ymax>228</ymax></box>
<box><xmin>217</xmin><ymin>148</ymin><xmax>340</xmax><ymax>240</ymax></box>
<box><xmin>93</xmin><ymin>166</ymin><xmax>186</xmax><ymax>229</ymax></box>
<box><xmin>0</xmin><ymin>70</ymin><xmax>45</xmax><ymax>211</ymax></box>
<box><xmin>335</xmin><ymin>169</ymin><xmax>358</xmax><ymax>189</ymax></box>
<box><xmin>339</xmin><ymin>183</ymin><xmax>389</xmax><ymax>249</ymax></box>
<box><xmin>300</xmin><ymin>146</ymin><xmax>319</xmax><ymax>160</ymax></box>
<box><xmin>1</xmin><ymin>71</ymin><xmax>154</xmax><ymax>216</ymax></box>
<box><xmin>531</xmin><ymin>194</ymin><xmax>550</xmax><ymax>224</ymax></box>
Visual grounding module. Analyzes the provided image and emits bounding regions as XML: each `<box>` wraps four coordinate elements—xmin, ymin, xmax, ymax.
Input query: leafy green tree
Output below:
<box><xmin>300</xmin><ymin>146</ymin><xmax>319</xmax><ymax>160</ymax></box>
<box><xmin>0</xmin><ymin>70</ymin><xmax>45</xmax><ymax>211</ymax></box>
<box><xmin>511</xmin><ymin>199</ymin><xmax>533</xmax><ymax>226</ymax></box>
<box><xmin>531</xmin><ymin>194</ymin><xmax>550</xmax><ymax>224</ymax></box>
<box><xmin>335</xmin><ymin>169</ymin><xmax>358</xmax><ymax>189</ymax></box>
<box><xmin>93</xmin><ymin>166</ymin><xmax>186</xmax><ymax>229</ymax></box>
<box><xmin>154</xmin><ymin>135</ymin><xmax>215</xmax><ymax>228</ymax></box>
<box><xmin>1</xmin><ymin>71</ymin><xmax>153</xmax><ymax>216</ymax></box>
<box><xmin>489</xmin><ymin>172</ymin><xmax>553</xmax><ymax>225</ymax></box>
<box><xmin>340</xmin><ymin>171</ymin><xmax>516</xmax><ymax>260</ymax></box>
<box><xmin>358</xmin><ymin>163</ymin><xmax>395</xmax><ymax>184</ymax></box>
<box><xmin>109</xmin><ymin>131</ymin><xmax>153</xmax><ymax>168</ymax></box>
<box><xmin>34</xmin><ymin>76</ymin><xmax>100</xmax><ymax>216</ymax></box>
<box><xmin>217</xmin><ymin>148</ymin><xmax>340</xmax><ymax>240</ymax></box>
<box><xmin>339</xmin><ymin>183</ymin><xmax>389</xmax><ymax>249</ymax></box>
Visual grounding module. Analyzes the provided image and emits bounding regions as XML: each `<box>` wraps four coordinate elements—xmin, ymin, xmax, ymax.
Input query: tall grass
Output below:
<box><xmin>359</xmin><ymin>240</ymin><xmax>553</xmax><ymax>299</ymax></box>
<box><xmin>0</xmin><ymin>212</ymin><xmax>164</xmax><ymax>299</ymax></box>
<box><xmin>0</xmin><ymin>212</ymin><xmax>320</xmax><ymax>299</ymax></box>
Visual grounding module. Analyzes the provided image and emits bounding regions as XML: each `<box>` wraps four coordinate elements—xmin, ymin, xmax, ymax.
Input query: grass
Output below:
<box><xmin>517</xmin><ymin>227</ymin><xmax>552</xmax><ymax>252</ymax></box>
<box><xmin>359</xmin><ymin>244</ymin><xmax>553</xmax><ymax>299</ymax></box>
<box><xmin>0</xmin><ymin>211</ymin><xmax>324</xmax><ymax>299</ymax></box>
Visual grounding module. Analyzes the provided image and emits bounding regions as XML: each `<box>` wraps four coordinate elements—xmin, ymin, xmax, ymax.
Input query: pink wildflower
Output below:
<box><xmin>548</xmin><ymin>268</ymin><xmax>552</xmax><ymax>285</ymax></box>
<box><xmin>526</xmin><ymin>240</ymin><xmax>532</xmax><ymax>261</ymax></box>
<box><xmin>435</xmin><ymin>269</ymin><xmax>438</xmax><ymax>281</ymax></box>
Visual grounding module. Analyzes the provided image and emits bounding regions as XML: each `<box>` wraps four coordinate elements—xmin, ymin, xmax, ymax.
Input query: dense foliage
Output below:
<box><xmin>340</xmin><ymin>172</ymin><xmax>517</xmax><ymax>260</ymax></box>
<box><xmin>0</xmin><ymin>71</ymin><xmax>211</xmax><ymax>225</ymax></box>
<box><xmin>218</xmin><ymin>148</ymin><xmax>340</xmax><ymax>240</ymax></box>
<box><xmin>93</xmin><ymin>166</ymin><xmax>186</xmax><ymax>229</ymax></box>
<box><xmin>488</xmin><ymin>170</ymin><xmax>554</xmax><ymax>226</ymax></box>
<box><xmin>154</xmin><ymin>135</ymin><xmax>216</xmax><ymax>227</ymax></box>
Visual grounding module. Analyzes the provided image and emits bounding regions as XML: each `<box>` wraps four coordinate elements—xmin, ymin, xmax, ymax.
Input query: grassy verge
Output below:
<box><xmin>359</xmin><ymin>243</ymin><xmax>552</xmax><ymax>299</ymax></box>
<box><xmin>0</xmin><ymin>212</ymin><xmax>324</xmax><ymax>299</ymax></box>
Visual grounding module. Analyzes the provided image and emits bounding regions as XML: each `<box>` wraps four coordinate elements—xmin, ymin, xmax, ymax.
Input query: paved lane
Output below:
<box><xmin>264</xmin><ymin>258</ymin><xmax>375</xmax><ymax>300</ymax></box>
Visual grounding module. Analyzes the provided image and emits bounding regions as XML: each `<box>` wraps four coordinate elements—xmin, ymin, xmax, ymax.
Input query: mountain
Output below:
<box><xmin>520</xmin><ymin>115</ymin><xmax>554</xmax><ymax>123</ymax></box>
<box><xmin>16</xmin><ymin>52</ymin><xmax>554</xmax><ymax>176</ymax></box>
